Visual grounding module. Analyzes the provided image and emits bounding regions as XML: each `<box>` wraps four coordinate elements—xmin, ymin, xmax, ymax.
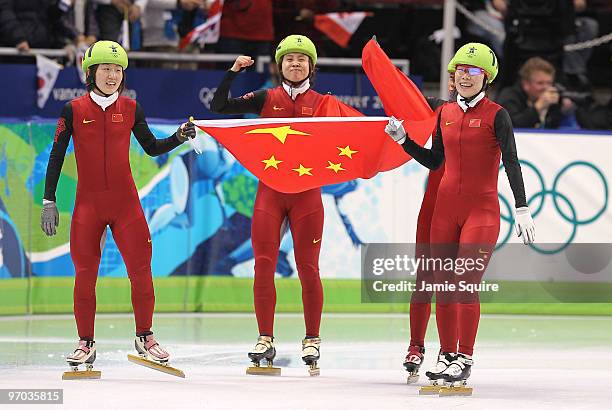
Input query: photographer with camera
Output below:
<box><xmin>497</xmin><ymin>57</ymin><xmax>575</xmax><ymax>129</ymax></box>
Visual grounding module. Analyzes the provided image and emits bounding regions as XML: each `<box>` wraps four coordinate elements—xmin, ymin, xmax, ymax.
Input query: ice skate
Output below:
<box><xmin>127</xmin><ymin>332</ymin><xmax>185</xmax><ymax>378</ymax></box>
<box><xmin>246</xmin><ymin>335</ymin><xmax>280</xmax><ymax>376</ymax></box>
<box><xmin>302</xmin><ymin>337</ymin><xmax>321</xmax><ymax>376</ymax></box>
<box><xmin>439</xmin><ymin>353</ymin><xmax>473</xmax><ymax>396</ymax></box>
<box><xmin>419</xmin><ymin>351</ymin><xmax>455</xmax><ymax>395</ymax></box>
<box><xmin>403</xmin><ymin>345</ymin><xmax>424</xmax><ymax>384</ymax></box>
<box><xmin>62</xmin><ymin>340</ymin><xmax>101</xmax><ymax>380</ymax></box>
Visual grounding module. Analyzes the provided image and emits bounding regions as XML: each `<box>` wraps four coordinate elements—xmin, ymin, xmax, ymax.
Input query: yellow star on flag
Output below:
<box><xmin>246</xmin><ymin>125</ymin><xmax>310</xmax><ymax>144</ymax></box>
<box><xmin>337</xmin><ymin>145</ymin><xmax>358</xmax><ymax>159</ymax></box>
<box><xmin>326</xmin><ymin>161</ymin><xmax>345</xmax><ymax>173</ymax></box>
<box><xmin>262</xmin><ymin>155</ymin><xmax>282</xmax><ymax>170</ymax></box>
<box><xmin>292</xmin><ymin>164</ymin><xmax>313</xmax><ymax>176</ymax></box>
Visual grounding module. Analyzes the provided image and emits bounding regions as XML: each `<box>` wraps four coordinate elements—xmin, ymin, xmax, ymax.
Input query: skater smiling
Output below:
<box><xmin>211</xmin><ymin>35</ymin><xmax>357</xmax><ymax>376</ymax></box>
<box><xmin>41</xmin><ymin>40</ymin><xmax>195</xmax><ymax>378</ymax></box>
<box><xmin>385</xmin><ymin>43</ymin><xmax>536</xmax><ymax>394</ymax></box>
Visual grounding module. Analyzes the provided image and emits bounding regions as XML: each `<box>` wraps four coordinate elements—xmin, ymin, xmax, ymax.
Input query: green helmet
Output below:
<box><xmin>447</xmin><ymin>43</ymin><xmax>498</xmax><ymax>83</ymax></box>
<box><xmin>82</xmin><ymin>40</ymin><xmax>128</xmax><ymax>74</ymax></box>
<box><xmin>275</xmin><ymin>35</ymin><xmax>317</xmax><ymax>65</ymax></box>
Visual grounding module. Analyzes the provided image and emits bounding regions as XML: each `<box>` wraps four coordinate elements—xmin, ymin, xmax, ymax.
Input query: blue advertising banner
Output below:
<box><xmin>0</xmin><ymin>64</ymin><xmax>421</xmax><ymax>119</ymax></box>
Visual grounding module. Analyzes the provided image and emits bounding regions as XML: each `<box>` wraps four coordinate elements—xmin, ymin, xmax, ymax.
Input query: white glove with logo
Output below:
<box><xmin>515</xmin><ymin>207</ymin><xmax>535</xmax><ymax>244</ymax></box>
<box><xmin>384</xmin><ymin>116</ymin><xmax>407</xmax><ymax>144</ymax></box>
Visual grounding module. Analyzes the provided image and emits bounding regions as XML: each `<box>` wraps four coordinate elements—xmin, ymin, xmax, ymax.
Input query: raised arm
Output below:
<box><xmin>210</xmin><ymin>55</ymin><xmax>267</xmax><ymax>115</ymax></box>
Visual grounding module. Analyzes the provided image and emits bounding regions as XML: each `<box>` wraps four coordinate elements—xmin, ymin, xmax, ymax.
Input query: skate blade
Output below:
<box><xmin>127</xmin><ymin>354</ymin><xmax>185</xmax><ymax>378</ymax></box>
<box><xmin>419</xmin><ymin>385</ymin><xmax>443</xmax><ymax>395</ymax></box>
<box><xmin>439</xmin><ymin>386</ymin><xmax>473</xmax><ymax>396</ymax></box>
<box><xmin>246</xmin><ymin>365</ymin><xmax>281</xmax><ymax>376</ymax></box>
<box><xmin>62</xmin><ymin>370</ymin><xmax>101</xmax><ymax>380</ymax></box>
<box><xmin>406</xmin><ymin>374</ymin><xmax>419</xmax><ymax>384</ymax></box>
<box><xmin>308</xmin><ymin>366</ymin><xmax>320</xmax><ymax>377</ymax></box>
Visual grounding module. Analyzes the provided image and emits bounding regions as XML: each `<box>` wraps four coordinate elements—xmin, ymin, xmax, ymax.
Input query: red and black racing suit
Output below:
<box><xmin>211</xmin><ymin>70</ymin><xmax>340</xmax><ymax>337</ymax></box>
<box><xmin>402</xmin><ymin>96</ymin><xmax>527</xmax><ymax>356</ymax></box>
<box><xmin>44</xmin><ymin>94</ymin><xmax>184</xmax><ymax>340</ymax></box>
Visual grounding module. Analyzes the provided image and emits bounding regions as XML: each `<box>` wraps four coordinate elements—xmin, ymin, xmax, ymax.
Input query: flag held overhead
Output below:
<box><xmin>361</xmin><ymin>38</ymin><xmax>437</xmax><ymax>149</ymax></box>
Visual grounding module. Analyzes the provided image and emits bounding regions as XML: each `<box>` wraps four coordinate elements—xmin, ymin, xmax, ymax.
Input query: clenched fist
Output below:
<box><xmin>231</xmin><ymin>56</ymin><xmax>254</xmax><ymax>72</ymax></box>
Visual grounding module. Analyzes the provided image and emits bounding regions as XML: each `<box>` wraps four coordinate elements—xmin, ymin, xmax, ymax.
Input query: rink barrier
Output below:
<box><xmin>0</xmin><ymin>48</ymin><xmax>410</xmax><ymax>75</ymax></box>
<box><xmin>1</xmin><ymin>276</ymin><xmax>611</xmax><ymax>316</ymax></box>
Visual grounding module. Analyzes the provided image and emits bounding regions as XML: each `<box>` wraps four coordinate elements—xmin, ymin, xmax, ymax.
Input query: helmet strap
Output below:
<box><xmin>458</xmin><ymin>75</ymin><xmax>488</xmax><ymax>103</ymax></box>
<box><xmin>87</xmin><ymin>65</ymin><xmax>125</xmax><ymax>97</ymax></box>
<box><xmin>94</xmin><ymin>85</ymin><xmax>114</xmax><ymax>98</ymax></box>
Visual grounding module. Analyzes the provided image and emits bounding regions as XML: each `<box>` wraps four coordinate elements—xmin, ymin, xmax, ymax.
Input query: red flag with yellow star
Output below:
<box><xmin>362</xmin><ymin>38</ymin><xmax>437</xmax><ymax>148</ymax></box>
<box><xmin>193</xmin><ymin>114</ymin><xmax>407</xmax><ymax>193</ymax></box>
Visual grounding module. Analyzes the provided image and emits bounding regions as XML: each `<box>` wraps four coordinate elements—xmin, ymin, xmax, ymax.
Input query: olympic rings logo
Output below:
<box><xmin>497</xmin><ymin>160</ymin><xmax>609</xmax><ymax>254</ymax></box>
<box><xmin>198</xmin><ymin>87</ymin><xmax>218</xmax><ymax>110</ymax></box>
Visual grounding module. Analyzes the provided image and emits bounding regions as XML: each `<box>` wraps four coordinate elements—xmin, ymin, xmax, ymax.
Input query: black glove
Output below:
<box><xmin>176</xmin><ymin>121</ymin><xmax>196</xmax><ymax>143</ymax></box>
<box><xmin>41</xmin><ymin>201</ymin><xmax>59</xmax><ymax>236</ymax></box>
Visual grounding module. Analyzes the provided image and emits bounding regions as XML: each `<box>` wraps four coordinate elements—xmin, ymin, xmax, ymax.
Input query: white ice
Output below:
<box><xmin>0</xmin><ymin>313</ymin><xmax>611</xmax><ymax>410</ymax></box>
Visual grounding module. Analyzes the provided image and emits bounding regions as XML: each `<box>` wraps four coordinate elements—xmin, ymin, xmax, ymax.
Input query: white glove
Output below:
<box><xmin>384</xmin><ymin>116</ymin><xmax>407</xmax><ymax>144</ymax></box>
<box><xmin>515</xmin><ymin>207</ymin><xmax>535</xmax><ymax>244</ymax></box>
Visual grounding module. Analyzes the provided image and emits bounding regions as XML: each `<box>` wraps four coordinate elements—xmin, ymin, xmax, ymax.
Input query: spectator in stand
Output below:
<box><xmin>273</xmin><ymin>0</ymin><xmax>339</xmax><ymax>52</ymax></box>
<box><xmin>563</xmin><ymin>0</ymin><xmax>599</xmax><ymax>90</ymax></box>
<box><xmin>139</xmin><ymin>0</ymin><xmax>206</xmax><ymax>68</ymax></box>
<box><xmin>216</xmin><ymin>0</ymin><xmax>274</xmax><ymax>59</ymax></box>
<box><xmin>92</xmin><ymin>0</ymin><xmax>146</xmax><ymax>42</ymax></box>
<box><xmin>461</xmin><ymin>0</ymin><xmax>506</xmax><ymax>59</ymax></box>
<box><xmin>497</xmin><ymin>57</ymin><xmax>575</xmax><ymax>129</ymax></box>
<box><xmin>56</xmin><ymin>1</ymin><xmax>98</xmax><ymax>68</ymax></box>
<box><xmin>0</xmin><ymin>0</ymin><xmax>77</xmax><ymax>51</ymax></box>
<box><xmin>500</xmin><ymin>0</ymin><xmax>574</xmax><ymax>88</ymax></box>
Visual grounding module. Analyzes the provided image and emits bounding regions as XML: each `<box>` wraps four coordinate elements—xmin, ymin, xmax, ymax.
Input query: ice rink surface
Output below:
<box><xmin>1</xmin><ymin>313</ymin><xmax>611</xmax><ymax>410</ymax></box>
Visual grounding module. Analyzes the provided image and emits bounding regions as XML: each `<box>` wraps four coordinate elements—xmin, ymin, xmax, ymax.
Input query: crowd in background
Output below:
<box><xmin>0</xmin><ymin>0</ymin><xmax>611</xmax><ymax>129</ymax></box>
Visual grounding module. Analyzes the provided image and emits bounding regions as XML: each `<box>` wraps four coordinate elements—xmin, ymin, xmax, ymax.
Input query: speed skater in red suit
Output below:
<box><xmin>41</xmin><ymin>41</ymin><xmax>195</xmax><ymax>372</ymax></box>
<box><xmin>386</xmin><ymin>43</ymin><xmax>536</xmax><ymax>387</ymax></box>
<box><xmin>211</xmin><ymin>34</ymin><xmax>363</xmax><ymax>375</ymax></box>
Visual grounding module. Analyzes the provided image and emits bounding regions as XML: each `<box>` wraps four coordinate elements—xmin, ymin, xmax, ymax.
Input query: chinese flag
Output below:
<box><xmin>313</xmin><ymin>94</ymin><xmax>363</xmax><ymax>117</ymax></box>
<box><xmin>362</xmin><ymin>38</ymin><xmax>437</xmax><ymax>149</ymax></box>
<box><xmin>314</xmin><ymin>94</ymin><xmax>409</xmax><ymax>175</ymax></box>
<box><xmin>193</xmin><ymin>113</ymin><xmax>407</xmax><ymax>194</ymax></box>
<box><xmin>362</xmin><ymin>38</ymin><xmax>444</xmax><ymax>250</ymax></box>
